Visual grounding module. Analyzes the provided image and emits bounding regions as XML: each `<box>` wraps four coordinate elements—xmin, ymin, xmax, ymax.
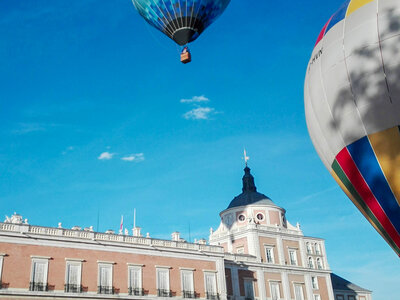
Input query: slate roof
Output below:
<box><xmin>331</xmin><ymin>273</ymin><xmax>372</xmax><ymax>293</ymax></box>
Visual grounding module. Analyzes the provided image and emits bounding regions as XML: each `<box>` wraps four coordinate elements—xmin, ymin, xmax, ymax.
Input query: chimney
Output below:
<box><xmin>171</xmin><ymin>231</ymin><xmax>180</xmax><ymax>241</ymax></box>
<box><xmin>133</xmin><ymin>227</ymin><xmax>142</xmax><ymax>237</ymax></box>
<box><xmin>198</xmin><ymin>239</ymin><xmax>207</xmax><ymax>245</ymax></box>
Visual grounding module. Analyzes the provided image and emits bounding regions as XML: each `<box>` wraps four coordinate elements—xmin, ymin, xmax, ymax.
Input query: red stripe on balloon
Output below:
<box><xmin>336</xmin><ymin>148</ymin><xmax>400</xmax><ymax>248</ymax></box>
<box><xmin>315</xmin><ymin>16</ymin><xmax>332</xmax><ymax>47</ymax></box>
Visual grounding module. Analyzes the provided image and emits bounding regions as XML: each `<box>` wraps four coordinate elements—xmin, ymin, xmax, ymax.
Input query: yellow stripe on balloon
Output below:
<box><xmin>346</xmin><ymin>0</ymin><xmax>375</xmax><ymax>16</ymax></box>
<box><xmin>368</xmin><ymin>127</ymin><xmax>400</xmax><ymax>206</ymax></box>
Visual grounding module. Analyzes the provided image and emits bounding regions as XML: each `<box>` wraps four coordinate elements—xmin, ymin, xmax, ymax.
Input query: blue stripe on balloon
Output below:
<box><xmin>325</xmin><ymin>0</ymin><xmax>351</xmax><ymax>34</ymax></box>
<box><xmin>347</xmin><ymin>136</ymin><xmax>400</xmax><ymax>234</ymax></box>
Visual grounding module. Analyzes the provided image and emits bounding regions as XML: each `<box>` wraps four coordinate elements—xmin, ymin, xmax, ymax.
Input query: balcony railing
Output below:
<box><xmin>29</xmin><ymin>282</ymin><xmax>48</xmax><ymax>291</ymax></box>
<box><xmin>98</xmin><ymin>285</ymin><xmax>114</xmax><ymax>294</ymax></box>
<box><xmin>129</xmin><ymin>287</ymin><xmax>144</xmax><ymax>296</ymax></box>
<box><xmin>206</xmin><ymin>292</ymin><xmax>219</xmax><ymax>300</ymax></box>
<box><xmin>157</xmin><ymin>289</ymin><xmax>172</xmax><ymax>297</ymax></box>
<box><xmin>182</xmin><ymin>291</ymin><xmax>196</xmax><ymax>298</ymax></box>
<box><xmin>64</xmin><ymin>284</ymin><xmax>82</xmax><ymax>293</ymax></box>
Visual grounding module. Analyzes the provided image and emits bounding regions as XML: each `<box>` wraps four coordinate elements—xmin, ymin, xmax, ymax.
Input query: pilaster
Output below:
<box><xmin>282</xmin><ymin>271</ymin><xmax>291</xmax><ymax>300</ymax></box>
<box><xmin>256</xmin><ymin>269</ymin><xmax>266</xmax><ymax>300</ymax></box>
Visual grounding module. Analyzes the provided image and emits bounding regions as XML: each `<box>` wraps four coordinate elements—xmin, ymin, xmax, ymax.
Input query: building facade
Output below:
<box><xmin>0</xmin><ymin>166</ymin><xmax>372</xmax><ymax>300</ymax></box>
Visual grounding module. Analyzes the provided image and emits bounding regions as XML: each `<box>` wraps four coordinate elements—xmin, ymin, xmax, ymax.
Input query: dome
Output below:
<box><xmin>227</xmin><ymin>166</ymin><xmax>275</xmax><ymax>209</ymax></box>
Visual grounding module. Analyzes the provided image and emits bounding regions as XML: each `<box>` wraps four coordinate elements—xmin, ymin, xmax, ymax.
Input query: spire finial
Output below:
<box><xmin>243</xmin><ymin>149</ymin><xmax>250</xmax><ymax>167</ymax></box>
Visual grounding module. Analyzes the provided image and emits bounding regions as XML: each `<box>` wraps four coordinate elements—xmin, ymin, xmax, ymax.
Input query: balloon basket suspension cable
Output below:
<box><xmin>180</xmin><ymin>45</ymin><xmax>191</xmax><ymax>64</ymax></box>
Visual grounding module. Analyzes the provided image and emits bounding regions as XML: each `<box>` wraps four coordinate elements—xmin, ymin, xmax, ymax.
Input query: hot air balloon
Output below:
<box><xmin>131</xmin><ymin>0</ymin><xmax>231</xmax><ymax>63</ymax></box>
<box><xmin>304</xmin><ymin>0</ymin><xmax>400</xmax><ymax>256</ymax></box>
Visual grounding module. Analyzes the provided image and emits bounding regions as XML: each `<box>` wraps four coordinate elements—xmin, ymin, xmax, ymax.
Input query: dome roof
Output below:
<box><xmin>227</xmin><ymin>166</ymin><xmax>275</xmax><ymax>209</ymax></box>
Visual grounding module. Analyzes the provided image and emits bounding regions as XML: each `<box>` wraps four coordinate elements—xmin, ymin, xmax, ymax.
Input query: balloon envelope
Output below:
<box><xmin>132</xmin><ymin>0</ymin><xmax>231</xmax><ymax>46</ymax></box>
<box><xmin>304</xmin><ymin>0</ymin><xmax>400</xmax><ymax>256</ymax></box>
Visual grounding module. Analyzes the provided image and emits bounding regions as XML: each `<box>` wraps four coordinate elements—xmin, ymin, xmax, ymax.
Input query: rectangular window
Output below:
<box><xmin>348</xmin><ymin>296</ymin><xmax>356</xmax><ymax>300</ymax></box>
<box><xmin>314</xmin><ymin>295</ymin><xmax>321</xmax><ymax>300</ymax></box>
<box><xmin>311</xmin><ymin>277</ymin><xmax>318</xmax><ymax>289</ymax></box>
<box><xmin>128</xmin><ymin>266</ymin><xmax>143</xmax><ymax>296</ymax></box>
<box><xmin>181</xmin><ymin>270</ymin><xmax>194</xmax><ymax>298</ymax></box>
<box><xmin>204</xmin><ymin>272</ymin><xmax>218</xmax><ymax>299</ymax></box>
<box><xmin>270</xmin><ymin>282</ymin><xmax>280</xmax><ymax>300</ymax></box>
<box><xmin>30</xmin><ymin>258</ymin><xmax>49</xmax><ymax>291</ymax></box>
<box><xmin>98</xmin><ymin>263</ymin><xmax>113</xmax><ymax>294</ymax></box>
<box><xmin>265</xmin><ymin>247</ymin><xmax>274</xmax><ymax>263</ymax></box>
<box><xmin>157</xmin><ymin>268</ymin><xmax>171</xmax><ymax>297</ymax></box>
<box><xmin>294</xmin><ymin>284</ymin><xmax>304</xmax><ymax>300</ymax></box>
<box><xmin>289</xmin><ymin>250</ymin><xmax>297</xmax><ymax>266</ymax></box>
<box><xmin>0</xmin><ymin>254</ymin><xmax>4</xmax><ymax>289</ymax></box>
<box><xmin>336</xmin><ymin>296</ymin><xmax>344</xmax><ymax>300</ymax></box>
<box><xmin>65</xmin><ymin>261</ymin><xmax>82</xmax><ymax>293</ymax></box>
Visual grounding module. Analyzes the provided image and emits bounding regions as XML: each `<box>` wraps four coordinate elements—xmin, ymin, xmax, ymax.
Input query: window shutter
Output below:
<box><xmin>130</xmin><ymin>268</ymin><xmax>140</xmax><ymax>289</ymax></box>
<box><xmin>205</xmin><ymin>273</ymin><xmax>216</xmax><ymax>294</ymax></box>
<box><xmin>158</xmin><ymin>269</ymin><xmax>168</xmax><ymax>290</ymax></box>
<box><xmin>100</xmin><ymin>265</ymin><xmax>111</xmax><ymax>287</ymax></box>
<box><xmin>68</xmin><ymin>264</ymin><xmax>79</xmax><ymax>285</ymax></box>
<box><xmin>34</xmin><ymin>262</ymin><xmax>45</xmax><ymax>283</ymax></box>
<box><xmin>182</xmin><ymin>271</ymin><xmax>193</xmax><ymax>292</ymax></box>
<box><xmin>294</xmin><ymin>284</ymin><xmax>303</xmax><ymax>300</ymax></box>
<box><xmin>271</xmin><ymin>283</ymin><xmax>279</xmax><ymax>300</ymax></box>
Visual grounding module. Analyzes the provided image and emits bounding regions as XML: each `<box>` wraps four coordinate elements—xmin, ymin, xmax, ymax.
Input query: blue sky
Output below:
<box><xmin>0</xmin><ymin>0</ymin><xmax>398</xmax><ymax>299</ymax></box>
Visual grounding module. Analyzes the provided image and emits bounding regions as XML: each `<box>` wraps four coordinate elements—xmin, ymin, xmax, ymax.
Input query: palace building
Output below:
<box><xmin>0</xmin><ymin>166</ymin><xmax>372</xmax><ymax>300</ymax></box>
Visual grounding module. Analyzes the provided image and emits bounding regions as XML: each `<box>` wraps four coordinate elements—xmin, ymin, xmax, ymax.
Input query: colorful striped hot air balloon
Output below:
<box><xmin>131</xmin><ymin>0</ymin><xmax>231</xmax><ymax>63</ymax></box>
<box><xmin>304</xmin><ymin>0</ymin><xmax>400</xmax><ymax>256</ymax></box>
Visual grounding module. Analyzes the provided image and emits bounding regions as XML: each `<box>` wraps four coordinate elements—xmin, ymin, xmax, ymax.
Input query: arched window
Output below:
<box><xmin>315</xmin><ymin>243</ymin><xmax>321</xmax><ymax>255</ymax></box>
<box><xmin>308</xmin><ymin>257</ymin><xmax>314</xmax><ymax>268</ymax></box>
<box><xmin>306</xmin><ymin>242</ymin><xmax>312</xmax><ymax>254</ymax></box>
<box><xmin>316</xmin><ymin>258</ymin><xmax>323</xmax><ymax>270</ymax></box>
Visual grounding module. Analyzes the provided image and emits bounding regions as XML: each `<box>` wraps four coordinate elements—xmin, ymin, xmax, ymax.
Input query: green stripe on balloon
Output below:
<box><xmin>332</xmin><ymin>160</ymin><xmax>400</xmax><ymax>256</ymax></box>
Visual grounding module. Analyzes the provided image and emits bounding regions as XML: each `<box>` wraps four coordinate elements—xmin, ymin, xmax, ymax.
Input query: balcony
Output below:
<box><xmin>29</xmin><ymin>282</ymin><xmax>48</xmax><ymax>291</ymax></box>
<box><xmin>182</xmin><ymin>291</ymin><xmax>196</xmax><ymax>298</ymax></box>
<box><xmin>206</xmin><ymin>292</ymin><xmax>219</xmax><ymax>300</ymax></box>
<box><xmin>98</xmin><ymin>285</ymin><xmax>114</xmax><ymax>294</ymax></box>
<box><xmin>129</xmin><ymin>287</ymin><xmax>145</xmax><ymax>296</ymax></box>
<box><xmin>64</xmin><ymin>284</ymin><xmax>82</xmax><ymax>293</ymax></box>
<box><xmin>157</xmin><ymin>289</ymin><xmax>172</xmax><ymax>297</ymax></box>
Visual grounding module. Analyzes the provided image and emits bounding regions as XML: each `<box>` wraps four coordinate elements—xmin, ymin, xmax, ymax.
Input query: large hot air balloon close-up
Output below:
<box><xmin>131</xmin><ymin>0</ymin><xmax>231</xmax><ymax>63</ymax></box>
<box><xmin>304</xmin><ymin>0</ymin><xmax>400</xmax><ymax>256</ymax></box>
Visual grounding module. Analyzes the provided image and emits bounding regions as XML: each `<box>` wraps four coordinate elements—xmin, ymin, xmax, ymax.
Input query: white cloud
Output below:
<box><xmin>180</xmin><ymin>95</ymin><xmax>209</xmax><ymax>104</ymax></box>
<box><xmin>98</xmin><ymin>152</ymin><xmax>115</xmax><ymax>160</ymax></box>
<box><xmin>183</xmin><ymin>107</ymin><xmax>215</xmax><ymax>120</ymax></box>
<box><xmin>121</xmin><ymin>153</ymin><xmax>145</xmax><ymax>162</ymax></box>
<box><xmin>12</xmin><ymin>123</ymin><xmax>47</xmax><ymax>134</ymax></box>
<box><xmin>62</xmin><ymin>146</ymin><xmax>75</xmax><ymax>155</ymax></box>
